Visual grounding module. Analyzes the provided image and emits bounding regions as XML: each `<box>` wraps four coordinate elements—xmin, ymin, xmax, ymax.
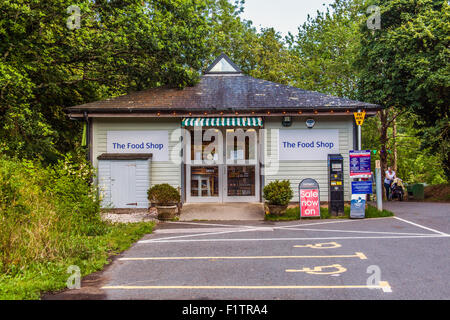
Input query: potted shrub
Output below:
<box><xmin>147</xmin><ymin>184</ymin><xmax>181</xmax><ymax>220</ymax></box>
<box><xmin>263</xmin><ymin>180</ymin><xmax>293</xmax><ymax>215</ymax></box>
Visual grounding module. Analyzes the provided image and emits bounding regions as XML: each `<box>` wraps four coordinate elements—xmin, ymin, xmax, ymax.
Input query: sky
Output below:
<box><xmin>240</xmin><ymin>0</ymin><xmax>335</xmax><ymax>37</ymax></box>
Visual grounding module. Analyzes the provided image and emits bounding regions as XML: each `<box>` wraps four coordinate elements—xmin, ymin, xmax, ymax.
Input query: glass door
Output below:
<box><xmin>224</xmin><ymin>129</ymin><xmax>260</xmax><ymax>202</ymax></box>
<box><xmin>186</xmin><ymin>128</ymin><xmax>223</xmax><ymax>203</ymax></box>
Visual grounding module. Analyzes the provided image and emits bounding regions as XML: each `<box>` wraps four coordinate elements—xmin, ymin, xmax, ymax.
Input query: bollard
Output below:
<box><xmin>376</xmin><ymin>166</ymin><xmax>383</xmax><ymax>211</ymax></box>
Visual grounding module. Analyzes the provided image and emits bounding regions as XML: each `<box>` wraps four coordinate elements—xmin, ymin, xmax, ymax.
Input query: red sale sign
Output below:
<box><xmin>300</xmin><ymin>189</ymin><xmax>320</xmax><ymax>217</ymax></box>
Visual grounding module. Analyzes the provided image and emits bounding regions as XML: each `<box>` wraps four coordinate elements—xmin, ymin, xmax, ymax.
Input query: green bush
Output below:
<box><xmin>0</xmin><ymin>155</ymin><xmax>105</xmax><ymax>274</ymax></box>
<box><xmin>0</xmin><ymin>155</ymin><xmax>156</xmax><ymax>299</ymax></box>
<box><xmin>263</xmin><ymin>180</ymin><xmax>293</xmax><ymax>206</ymax></box>
<box><xmin>147</xmin><ymin>184</ymin><xmax>181</xmax><ymax>206</ymax></box>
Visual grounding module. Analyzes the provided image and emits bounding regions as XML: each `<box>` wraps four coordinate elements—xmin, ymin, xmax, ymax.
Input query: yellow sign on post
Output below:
<box><xmin>354</xmin><ymin>111</ymin><xmax>366</xmax><ymax>126</ymax></box>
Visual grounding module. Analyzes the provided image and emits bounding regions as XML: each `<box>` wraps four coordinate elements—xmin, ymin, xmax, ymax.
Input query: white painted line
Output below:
<box><xmin>164</xmin><ymin>221</ymin><xmax>258</xmax><ymax>229</ymax></box>
<box><xmin>165</xmin><ymin>217</ymin><xmax>392</xmax><ymax>231</ymax></box>
<box><xmin>139</xmin><ymin>227</ymin><xmax>274</xmax><ymax>243</ymax></box>
<box><xmin>154</xmin><ymin>227</ymin><xmax>273</xmax><ymax>234</ymax></box>
<box><xmin>275</xmin><ymin>219</ymin><xmax>366</xmax><ymax>229</ymax></box>
<box><xmin>275</xmin><ymin>217</ymin><xmax>395</xmax><ymax>230</ymax></box>
<box><xmin>394</xmin><ymin>217</ymin><xmax>449</xmax><ymax>236</ymax></box>
<box><xmin>139</xmin><ymin>234</ymin><xmax>449</xmax><ymax>244</ymax></box>
<box><xmin>143</xmin><ymin>216</ymin><xmax>447</xmax><ymax>243</ymax></box>
<box><xmin>276</xmin><ymin>227</ymin><xmax>432</xmax><ymax>236</ymax></box>
<box><xmin>165</xmin><ymin>217</ymin><xmax>393</xmax><ymax>232</ymax></box>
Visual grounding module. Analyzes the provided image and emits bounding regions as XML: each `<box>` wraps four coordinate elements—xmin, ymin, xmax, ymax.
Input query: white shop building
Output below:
<box><xmin>67</xmin><ymin>54</ymin><xmax>381</xmax><ymax>209</ymax></box>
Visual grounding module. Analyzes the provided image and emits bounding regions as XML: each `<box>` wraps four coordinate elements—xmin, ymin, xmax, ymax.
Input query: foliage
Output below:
<box><xmin>357</xmin><ymin>0</ymin><xmax>450</xmax><ymax>178</ymax></box>
<box><xmin>0</xmin><ymin>155</ymin><xmax>99</xmax><ymax>272</ymax></box>
<box><xmin>286</xmin><ymin>0</ymin><xmax>368</xmax><ymax>98</ymax></box>
<box><xmin>0</xmin><ymin>0</ymin><xmax>214</xmax><ymax>162</ymax></box>
<box><xmin>205</xmin><ymin>0</ymin><xmax>299</xmax><ymax>85</ymax></box>
<box><xmin>363</xmin><ymin>112</ymin><xmax>447</xmax><ymax>184</ymax></box>
<box><xmin>0</xmin><ymin>155</ymin><xmax>155</xmax><ymax>299</ymax></box>
<box><xmin>0</xmin><ymin>221</ymin><xmax>154</xmax><ymax>300</ymax></box>
<box><xmin>147</xmin><ymin>183</ymin><xmax>181</xmax><ymax>206</ymax></box>
<box><xmin>263</xmin><ymin>180</ymin><xmax>293</xmax><ymax>206</ymax></box>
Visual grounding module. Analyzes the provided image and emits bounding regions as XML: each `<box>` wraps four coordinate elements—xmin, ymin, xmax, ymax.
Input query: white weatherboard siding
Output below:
<box><xmin>264</xmin><ymin>117</ymin><xmax>354</xmax><ymax>202</ymax></box>
<box><xmin>92</xmin><ymin>118</ymin><xmax>182</xmax><ymax>197</ymax></box>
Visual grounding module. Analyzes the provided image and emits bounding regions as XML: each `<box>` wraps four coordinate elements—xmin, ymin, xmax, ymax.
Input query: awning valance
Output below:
<box><xmin>182</xmin><ymin>117</ymin><xmax>263</xmax><ymax>127</ymax></box>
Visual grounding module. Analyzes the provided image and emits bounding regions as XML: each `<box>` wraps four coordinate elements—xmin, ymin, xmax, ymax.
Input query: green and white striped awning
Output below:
<box><xmin>182</xmin><ymin>117</ymin><xmax>263</xmax><ymax>127</ymax></box>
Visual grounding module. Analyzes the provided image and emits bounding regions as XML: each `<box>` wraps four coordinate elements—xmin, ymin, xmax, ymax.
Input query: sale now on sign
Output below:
<box><xmin>300</xmin><ymin>189</ymin><xmax>320</xmax><ymax>217</ymax></box>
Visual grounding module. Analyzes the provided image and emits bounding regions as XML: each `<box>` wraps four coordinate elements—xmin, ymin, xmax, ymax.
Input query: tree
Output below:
<box><xmin>357</xmin><ymin>0</ymin><xmax>449</xmax><ymax>178</ymax></box>
<box><xmin>0</xmin><ymin>0</ymin><xmax>214</xmax><ymax>162</ymax></box>
<box><xmin>205</xmin><ymin>0</ymin><xmax>298</xmax><ymax>85</ymax></box>
<box><xmin>286</xmin><ymin>0</ymin><xmax>368</xmax><ymax>99</ymax></box>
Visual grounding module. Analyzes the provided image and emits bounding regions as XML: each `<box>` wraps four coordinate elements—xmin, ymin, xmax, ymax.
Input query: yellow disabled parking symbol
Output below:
<box><xmin>286</xmin><ymin>264</ymin><xmax>347</xmax><ymax>275</ymax></box>
<box><xmin>294</xmin><ymin>242</ymin><xmax>342</xmax><ymax>249</ymax></box>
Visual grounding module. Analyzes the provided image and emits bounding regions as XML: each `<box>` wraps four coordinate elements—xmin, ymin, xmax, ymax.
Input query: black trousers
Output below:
<box><xmin>384</xmin><ymin>182</ymin><xmax>391</xmax><ymax>200</ymax></box>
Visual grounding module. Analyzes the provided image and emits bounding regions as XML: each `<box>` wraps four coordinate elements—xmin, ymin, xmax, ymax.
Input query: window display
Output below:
<box><xmin>227</xmin><ymin>166</ymin><xmax>255</xmax><ymax>197</ymax></box>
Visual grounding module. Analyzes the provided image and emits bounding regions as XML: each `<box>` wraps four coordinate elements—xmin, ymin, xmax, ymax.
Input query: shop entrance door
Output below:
<box><xmin>185</xmin><ymin>127</ymin><xmax>260</xmax><ymax>203</ymax></box>
<box><xmin>223</xmin><ymin>129</ymin><xmax>259</xmax><ymax>203</ymax></box>
<box><xmin>185</xmin><ymin>128</ymin><xmax>223</xmax><ymax>203</ymax></box>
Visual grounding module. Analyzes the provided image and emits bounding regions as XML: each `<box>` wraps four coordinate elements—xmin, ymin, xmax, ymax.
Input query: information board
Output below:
<box><xmin>352</xmin><ymin>181</ymin><xmax>373</xmax><ymax>194</ymax></box>
<box><xmin>349</xmin><ymin>150</ymin><xmax>372</xmax><ymax>177</ymax></box>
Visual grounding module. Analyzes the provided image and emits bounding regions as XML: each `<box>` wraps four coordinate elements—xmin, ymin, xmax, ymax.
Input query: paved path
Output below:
<box><xmin>179</xmin><ymin>203</ymin><xmax>265</xmax><ymax>221</ymax></box>
<box><xmin>44</xmin><ymin>202</ymin><xmax>449</xmax><ymax>300</ymax></box>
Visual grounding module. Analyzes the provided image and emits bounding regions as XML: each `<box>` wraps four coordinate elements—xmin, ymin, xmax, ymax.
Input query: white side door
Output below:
<box><xmin>111</xmin><ymin>161</ymin><xmax>137</xmax><ymax>208</ymax></box>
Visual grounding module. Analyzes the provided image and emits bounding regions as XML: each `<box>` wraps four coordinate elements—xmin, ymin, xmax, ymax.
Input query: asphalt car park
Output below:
<box><xmin>99</xmin><ymin>204</ymin><xmax>450</xmax><ymax>300</ymax></box>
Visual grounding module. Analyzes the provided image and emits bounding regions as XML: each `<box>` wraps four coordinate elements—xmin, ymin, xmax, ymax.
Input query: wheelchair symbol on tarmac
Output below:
<box><xmin>293</xmin><ymin>242</ymin><xmax>342</xmax><ymax>249</ymax></box>
<box><xmin>286</xmin><ymin>264</ymin><xmax>347</xmax><ymax>275</ymax></box>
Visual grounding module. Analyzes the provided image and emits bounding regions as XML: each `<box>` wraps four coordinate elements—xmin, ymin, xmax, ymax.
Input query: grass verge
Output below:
<box><xmin>265</xmin><ymin>204</ymin><xmax>394</xmax><ymax>221</ymax></box>
<box><xmin>0</xmin><ymin>221</ymin><xmax>155</xmax><ymax>300</ymax></box>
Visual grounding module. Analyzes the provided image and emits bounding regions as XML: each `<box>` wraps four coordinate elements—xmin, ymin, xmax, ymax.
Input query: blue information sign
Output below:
<box><xmin>352</xmin><ymin>181</ymin><xmax>373</xmax><ymax>194</ymax></box>
<box><xmin>349</xmin><ymin>150</ymin><xmax>372</xmax><ymax>177</ymax></box>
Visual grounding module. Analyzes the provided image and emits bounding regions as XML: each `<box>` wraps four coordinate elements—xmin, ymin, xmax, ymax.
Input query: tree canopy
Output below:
<box><xmin>0</xmin><ymin>0</ymin><xmax>213</xmax><ymax>161</ymax></box>
<box><xmin>0</xmin><ymin>0</ymin><xmax>448</xmax><ymax>183</ymax></box>
<box><xmin>357</xmin><ymin>0</ymin><xmax>449</xmax><ymax>178</ymax></box>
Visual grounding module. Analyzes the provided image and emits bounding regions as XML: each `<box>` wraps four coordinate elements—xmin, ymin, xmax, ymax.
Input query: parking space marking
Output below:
<box><xmin>140</xmin><ymin>227</ymin><xmax>273</xmax><ymax>243</ymax></box>
<box><xmin>274</xmin><ymin>219</ymin><xmax>392</xmax><ymax>229</ymax></box>
<box><xmin>140</xmin><ymin>234</ymin><xmax>448</xmax><ymax>244</ymax></box>
<box><xmin>278</xmin><ymin>227</ymin><xmax>432</xmax><ymax>236</ymax></box>
<box><xmin>393</xmin><ymin>216</ymin><xmax>449</xmax><ymax>236</ymax></box>
<box><xmin>144</xmin><ymin>217</ymin><xmax>447</xmax><ymax>245</ymax></box>
<box><xmin>102</xmin><ymin>281</ymin><xmax>392</xmax><ymax>292</ymax></box>
<box><xmin>155</xmin><ymin>227</ymin><xmax>273</xmax><ymax>234</ymax></box>
<box><xmin>286</xmin><ymin>264</ymin><xmax>347</xmax><ymax>275</ymax></box>
<box><xmin>118</xmin><ymin>252</ymin><xmax>367</xmax><ymax>261</ymax></box>
<box><xmin>165</xmin><ymin>221</ymin><xmax>259</xmax><ymax>229</ymax></box>
<box><xmin>294</xmin><ymin>242</ymin><xmax>342</xmax><ymax>249</ymax></box>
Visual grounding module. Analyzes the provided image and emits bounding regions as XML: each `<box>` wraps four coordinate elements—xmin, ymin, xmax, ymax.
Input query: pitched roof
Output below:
<box><xmin>66</xmin><ymin>55</ymin><xmax>380</xmax><ymax>114</ymax></box>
